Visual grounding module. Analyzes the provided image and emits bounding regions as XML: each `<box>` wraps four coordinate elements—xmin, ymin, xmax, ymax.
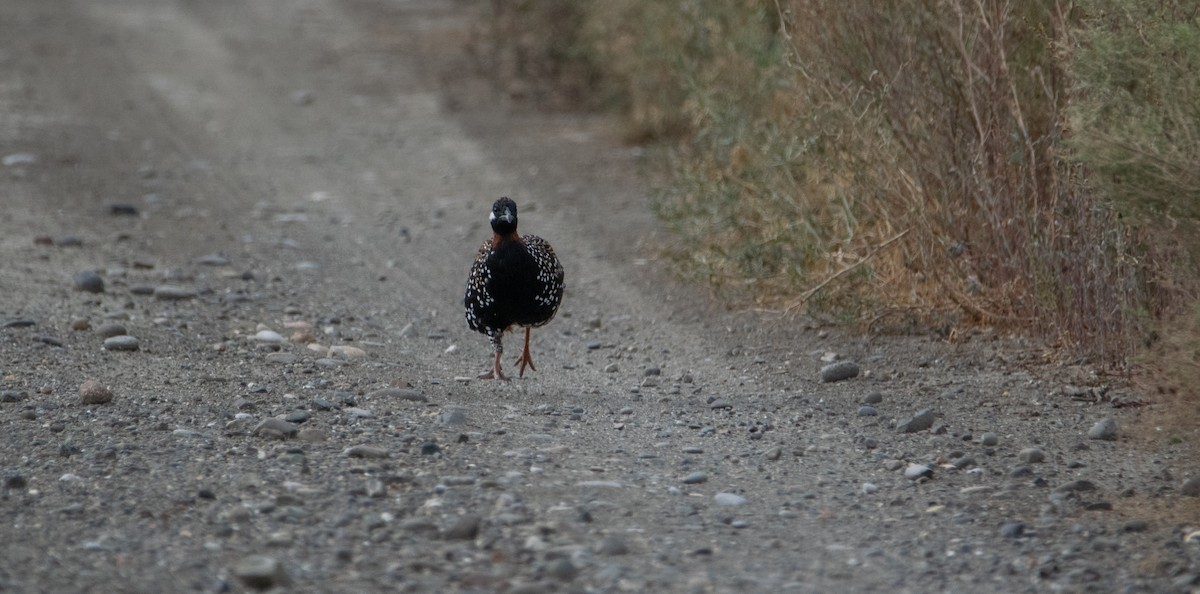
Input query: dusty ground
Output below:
<box><xmin>2</xmin><ymin>1</ymin><xmax>1199</xmax><ymax>593</ymax></box>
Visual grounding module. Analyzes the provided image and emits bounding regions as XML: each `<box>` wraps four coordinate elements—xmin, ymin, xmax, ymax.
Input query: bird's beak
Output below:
<box><xmin>497</xmin><ymin>208</ymin><xmax>515</xmax><ymax>224</ymax></box>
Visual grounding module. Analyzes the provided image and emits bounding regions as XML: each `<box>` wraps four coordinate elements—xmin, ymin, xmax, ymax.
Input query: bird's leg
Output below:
<box><xmin>478</xmin><ymin>332</ymin><xmax>508</xmax><ymax>380</ymax></box>
<box><xmin>515</xmin><ymin>326</ymin><xmax>537</xmax><ymax>378</ymax></box>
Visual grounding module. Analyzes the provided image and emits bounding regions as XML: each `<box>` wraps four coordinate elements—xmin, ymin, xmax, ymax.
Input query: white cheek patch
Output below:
<box><xmin>489</xmin><ymin>211</ymin><xmax>496</xmax><ymax>222</ymax></box>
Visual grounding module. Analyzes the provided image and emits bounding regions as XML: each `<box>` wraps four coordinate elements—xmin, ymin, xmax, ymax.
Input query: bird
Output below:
<box><xmin>464</xmin><ymin>197</ymin><xmax>564</xmax><ymax>380</ymax></box>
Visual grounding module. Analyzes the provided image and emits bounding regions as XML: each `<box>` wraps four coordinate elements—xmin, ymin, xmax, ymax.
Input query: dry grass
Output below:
<box><xmin>471</xmin><ymin>1</ymin><xmax>1200</xmax><ymax>380</ymax></box>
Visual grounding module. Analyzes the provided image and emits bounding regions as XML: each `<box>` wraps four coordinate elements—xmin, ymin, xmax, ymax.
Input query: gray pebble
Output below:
<box><xmin>343</xmin><ymin>407</ymin><xmax>375</xmax><ymax>418</ymax></box>
<box><xmin>153</xmin><ymin>285</ymin><xmax>197</xmax><ymax>300</ymax></box>
<box><xmin>254</xmin><ymin>418</ymin><xmax>299</xmax><ymax>439</ymax></box>
<box><xmin>103</xmin><ymin>335</ymin><xmax>139</xmax><ymax>351</ymax></box>
<box><xmin>233</xmin><ymin>555</ymin><xmax>289</xmax><ymax>590</ymax></box>
<box><xmin>1182</xmin><ymin>477</ymin><xmax>1200</xmax><ymax>497</ymax></box>
<box><xmin>1018</xmin><ymin>447</ymin><xmax>1045</xmax><ymax>463</ymax></box>
<box><xmin>196</xmin><ymin>253</ymin><xmax>230</xmax><ymax>266</ymax></box>
<box><xmin>265</xmin><ymin>352</ymin><xmax>297</xmax><ymax>365</ymax></box>
<box><xmin>1087</xmin><ymin>418</ymin><xmax>1117</xmax><ymax>441</ymax></box>
<box><xmin>79</xmin><ymin>379</ymin><xmax>113</xmax><ymax>405</ymax></box>
<box><xmin>444</xmin><ymin>514</ymin><xmax>481</xmax><ymax>540</ymax></box>
<box><xmin>1055</xmin><ymin>479</ymin><xmax>1097</xmax><ymax>492</ymax></box>
<box><xmin>545</xmin><ymin>558</ymin><xmax>578</xmax><ymax>582</ymax></box>
<box><xmin>366</xmin><ymin>388</ymin><xmax>426</xmax><ymax>402</ymax></box>
<box><xmin>896</xmin><ymin>408</ymin><xmax>935</xmax><ymax>433</ymax></box>
<box><xmin>283</xmin><ymin>411</ymin><xmax>309</xmax><ymax>424</ymax></box>
<box><xmin>595</xmin><ymin>535</ymin><xmax>629</xmax><ymax>556</ymax></box>
<box><xmin>980</xmin><ymin>432</ymin><xmax>999</xmax><ymax>446</ymax></box>
<box><xmin>96</xmin><ymin>323</ymin><xmax>127</xmax><ymax>338</ymax></box>
<box><xmin>709</xmin><ymin>399</ymin><xmax>733</xmax><ymax>410</ymax></box>
<box><xmin>345</xmin><ymin>445</ymin><xmax>389</xmax><ymax>459</ymax></box>
<box><xmin>682</xmin><ymin>472</ymin><xmax>708</xmax><ymax>485</ymax></box>
<box><xmin>1</xmin><ymin>390</ymin><xmax>26</xmax><ymax>403</ymax></box>
<box><xmin>439</xmin><ymin>408</ymin><xmax>467</xmax><ymax>425</ymax></box>
<box><xmin>861</xmin><ymin>482</ymin><xmax>879</xmax><ymax>494</ymax></box>
<box><xmin>1000</xmin><ymin>522</ymin><xmax>1025</xmax><ymax>538</ymax></box>
<box><xmin>858</xmin><ymin>406</ymin><xmax>877</xmax><ymax>416</ymax></box>
<box><xmin>72</xmin><ymin>271</ymin><xmax>104</xmax><ymax>293</ymax></box>
<box><xmin>713</xmin><ymin>492</ymin><xmax>747</xmax><ymax>506</ymax></box>
<box><xmin>819</xmin><ymin>361</ymin><xmax>860</xmax><ymax>383</ymax></box>
<box><xmin>904</xmin><ymin>463</ymin><xmax>933</xmax><ymax>480</ymax></box>
<box><xmin>603</xmin><ymin>363</ymin><xmax>618</xmax><ymax>373</ymax></box>
<box><xmin>862</xmin><ymin>391</ymin><xmax>883</xmax><ymax>404</ymax></box>
<box><xmin>1123</xmin><ymin>519</ymin><xmax>1149</xmax><ymax>532</ymax></box>
<box><xmin>108</xmin><ymin>203</ymin><xmax>139</xmax><ymax>216</ymax></box>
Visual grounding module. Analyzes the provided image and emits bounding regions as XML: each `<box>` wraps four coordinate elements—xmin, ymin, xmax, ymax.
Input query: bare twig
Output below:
<box><xmin>785</xmin><ymin>229</ymin><xmax>910</xmax><ymax>313</ymax></box>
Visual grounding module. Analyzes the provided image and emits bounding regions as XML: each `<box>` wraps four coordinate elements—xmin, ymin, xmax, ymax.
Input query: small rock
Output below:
<box><xmin>103</xmin><ymin>335</ymin><xmax>139</xmax><ymax>351</ymax></box>
<box><xmin>72</xmin><ymin>271</ymin><xmax>104</xmax><ymax>293</ymax></box>
<box><xmin>1018</xmin><ymin>448</ymin><xmax>1045</xmax><ymax>463</ymax></box>
<box><xmin>545</xmin><ymin>558</ymin><xmax>578</xmax><ymax>582</ymax></box>
<box><xmin>603</xmin><ymin>363</ymin><xmax>618</xmax><ymax>373</ymax></box>
<box><xmin>108</xmin><ymin>203</ymin><xmax>139</xmax><ymax>216</ymax></box>
<box><xmin>366</xmin><ymin>388</ymin><xmax>426</xmax><ymax>402</ymax></box>
<box><xmin>439</xmin><ymin>408</ymin><xmax>467</xmax><ymax>425</ymax></box>
<box><xmin>682</xmin><ymin>472</ymin><xmax>708</xmax><ymax>485</ymax></box>
<box><xmin>1055</xmin><ymin>479</ymin><xmax>1098</xmax><ymax>492</ymax></box>
<box><xmin>328</xmin><ymin>345</ymin><xmax>366</xmax><ymax>359</ymax></box>
<box><xmin>79</xmin><ymin>379</ymin><xmax>113</xmax><ymax>404</ymax></box>
<box><xmin>595</xmin><ymin>535</ymin><xmax>629</xmax><ymax>556</ymax></box>
<box><xmin>265</xmin><ymin>352</ymin><xmax>297</xmax><ymax>365</ymax></box>
<box><xmin>819</xmin><ymin>361</ymin><xmax>860</xmax><ymax>383</ymax></box>
<box><xmin>232</xmin><ymin>555</ymin><xmax>289</xmax><ymax>590</ymax></box>
<box><xmin>1087</xmin><ymin>418</ymin><xmax>1117</xmax><ymax>441</ymax></box>
<box><xmin>1181</xmin><ymin>477</ymin><xmax>1200</xmax><ymax>497</ymax></box>
<box><xmin>1000</xmin><ymin>522</ymin><xmax>1025</xmax><ymax>538</ymax></box>
<box><xmin>896</xmin><ymin>409</ymin><xmax>935</xmax><ymax>433</ymax></box>
<box><xmin>96</xmin><ymin>323</ymin><xmax>127</xmax><ymax>338</ymax></box>
<box><xmin>253</xmin><ymin>330</ymin><xmax>285</xmax><ymax>343</ymax></box>
<box><xmin>861</xmin><ymin>482</ymin><xmax>879</xmax><ymax>495</ymax></box>
<box><xmin>1123</xmin><ymin>520</ymin><xmax>1149</xmax><ymax>532</ymax></box>
<box><xmin>3</xmin><ymin>319</ymin><xmax>36</xmax><ymax>329</ymax></box>
<box><xmin>904</xmin><ymin>463</ymin><xmax>933</xmax><ymax>480</ymax></box>
<box><xmin>153</xmin><ymin>285</ymin><xmax>196</xmax><ymax>300</ymax></box>
<box><xmin>862</xmin><ymin>391</ymin><xmax>883</xmax><ymax>405</ymax></box>
<box><xmin>2</xmin><ymin>152</ymin><xmax>36</xmax><ymax>166</ymax></box>
<box><xmin>70</xmin><ymin>318</ymin><xmax>90</xmax><ymax>331</ymax></box>
<box><xmin>297</xmin><ymin>428</ymin><xmax>327</xmax><ymax>442</ymax></box>
<box><xmin>1</xmin><ymin>390</ymin><xmax>26</xmax><ymax>403</ymax></box>
<box><xmin>858</xmin><ymin>406</ymin><xmax>877</xmax><ymax>417</ymax></box>
<box><xmin>709</xmin><ymin>399</ymin><xmax>733</xmax><ymax>410</ymax></box>
<box><xmin>444</xmin><ymin>514</ymin><xmax>482</xmax><ymax>540</ymax></box>
<box><xmin>980</xmin><ymin>432</ymin><xmax>999</xmax><ymax>446</ymax></box>
<box><xmin>196</xmin><ymin>254</ymin><xmax>230</xmax><ymax>266</ymax></box>
<box><xmin>713</xmin><ymin>492</ymin><xmax>747</xmax><ymax>506</ymax></box>
<box><xmin>254</xmin><ymin>418</ymin><xmax>299</xmax><ymax>439</ymax></box>
<box><xmin>345</xmin><ymin>445</ymin><xmax>389</xmax><ymax>459</ymax></box>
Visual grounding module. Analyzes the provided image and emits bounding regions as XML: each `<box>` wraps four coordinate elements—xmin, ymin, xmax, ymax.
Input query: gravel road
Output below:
<box><xmin>2</xmin><ymin>1</ymin><xmax>1198</xmax><ymax>592</ymax></box>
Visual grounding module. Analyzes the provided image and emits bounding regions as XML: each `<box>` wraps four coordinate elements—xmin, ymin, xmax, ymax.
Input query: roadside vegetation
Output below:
<box><xmin>470</xmin><ymin>0</ymin><xmax>1200</xmax><ymax>429</ymax></box>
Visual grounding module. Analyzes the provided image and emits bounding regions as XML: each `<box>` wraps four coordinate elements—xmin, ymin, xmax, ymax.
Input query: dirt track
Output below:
<box><xmin>2</xmin><ymin>1</ymin><xmax>1198</xmax><ymax>592</ymax></box>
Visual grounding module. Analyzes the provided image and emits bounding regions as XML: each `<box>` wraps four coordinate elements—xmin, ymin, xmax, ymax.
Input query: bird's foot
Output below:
<box><xmin>478</xmin><ymin>352</ymin><xmax>508</xmax><ymax>380</ymax></box>
<box><xmin>515</xmin><ymin>350</ymin><xmax>536</xmax><ymax>378</ymax></box>
<box><xmin>477</xmin><ymin>368</ymin><xmax>508</xmax><ymax>380</ymax></box>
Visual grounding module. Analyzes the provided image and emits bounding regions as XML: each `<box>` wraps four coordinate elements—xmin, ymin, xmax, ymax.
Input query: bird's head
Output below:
<box><xmin>489</xmin><ymin>197</ymin><xmax>518</xmax><ymax>235</ymax></box>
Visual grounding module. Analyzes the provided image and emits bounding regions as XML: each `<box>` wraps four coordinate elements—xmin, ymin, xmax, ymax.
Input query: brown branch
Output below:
<box><xmin>785</xmin><ymin>229</ymin><xmax>910</xmax><ymax>313</ymax></box>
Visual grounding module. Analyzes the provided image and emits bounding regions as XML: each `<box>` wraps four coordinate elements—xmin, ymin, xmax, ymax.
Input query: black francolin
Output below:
<box><xmin>464</xmin><ymin>197</ymin><xmax>564</xmax><ymax>379</ymax></box>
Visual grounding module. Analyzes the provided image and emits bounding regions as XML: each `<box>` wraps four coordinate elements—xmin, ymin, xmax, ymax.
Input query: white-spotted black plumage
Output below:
<box><xmin>464</xmin><ymin>197</ymin><xmax>564</xmax><ymax>379</ymax></box>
